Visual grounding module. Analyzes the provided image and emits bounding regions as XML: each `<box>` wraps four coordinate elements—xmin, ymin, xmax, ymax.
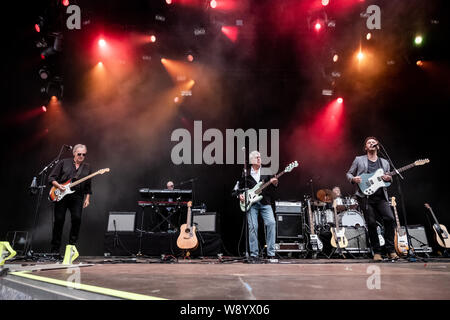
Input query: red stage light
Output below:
<box><xmin>62</xmin><ymin>0</ymin><xmax>69</xmax><ymax>6</ymax></box>
<box><xmin>166</xmin><ymin>0</ymin><xmax>172</xmax><ymax>4</ymax></box>
<box><xmin>98</xmin><ymin>39</ymin><xmax>107</xmax><ymax>48</ymax></box>
<box><xmin>187</xmin><ymin>54</ymin><xmax>194</xmax><ymax>62</ymax></box>
<box><xmin>150</xmin><ymin>35</ymin><xmax>156</xmax><ymax>43</ymax></box>
<box><xmin>35</xmin><ymin>24</ymin><xmax>40</xmax><ymax>33</ymax></box>
<box><xmin>322</xmin><ymin>0</ymin><xmax>329</xmax><ymax>6</ymax></box>
<box><xmin>221</xmin><ymin>26</ymin><xmax>238</xmax><ymax>42</ymax></box>
<box><xmin>337</xmin><ymin>97</ymin><xmax>343</xmax><ymax>104</ymax></box>
<box><xmin>210</xmin><ymin>0</ymin><xmax>217</xmax><ymax>9</ymax></box>
<box><xmin>314</xmin><ymin>22</ymin><xmax>322</xmax><ymax>31</ymax></box>
<box><xmin>40</xmin><ymin>54</ymin><xmax>45</xmax><ymax>60</ymax></box>
<box><xmin>42</xmin><ymin>106</ymin><xmax>47</xmax><ymax>112</ymax></box>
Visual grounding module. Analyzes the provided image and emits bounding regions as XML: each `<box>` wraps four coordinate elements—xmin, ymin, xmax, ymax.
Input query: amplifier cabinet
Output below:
<box><xmin>193</xmin><ymin>212</ymin><xmax>217</xmax><ymax>232</ymax></box>
<box><xmin>275</xmin><ymin>201</ymin><xmax>303</xmax><ymax>214</ymax></box>
<box><xmin>276</xmin><ymin>213</ymin><xmax>303</xmax><ymax>239</ymax></box>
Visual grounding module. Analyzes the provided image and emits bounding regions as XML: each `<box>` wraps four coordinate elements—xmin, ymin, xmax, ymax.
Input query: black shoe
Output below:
<box><xmin>248</xmin><ymin>256</ymin><xmax>260</xmax><ymax>264</ymax></box>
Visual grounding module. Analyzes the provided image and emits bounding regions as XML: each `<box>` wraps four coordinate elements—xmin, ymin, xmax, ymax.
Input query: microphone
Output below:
<box><xmin>64</xmin><ymin>144</ymin><xmax>73</xmax><ymax>150</ymax></box>
<box><xmin>371</xmin><ymin>143</ymin><xmax>379</xmax><ymax>149</ymax></box>
<box><xmin>242</xmin><ymin>146</ymin><xmax>246</xmax><ymax>152</ymax></box>
<box><xmin>29</xmin><ymin>177</ymin><xmax>38</xmax><ymax>194</ymax></box>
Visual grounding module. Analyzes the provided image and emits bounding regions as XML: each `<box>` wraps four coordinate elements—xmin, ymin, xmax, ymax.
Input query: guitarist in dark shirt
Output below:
<box><xmin>346</xmin><ymin>137</ymin><xmax>398</xmax><ymax>261</ymax></box>
<box><xmin>48</xmin><ymin>144</ymin><xmax>92</xmax><ymax>254</ymax></box>
<box><xmin>236</xmin><ymin>150</ymin><xmax>278</xmax><ymax>262</ymax></box>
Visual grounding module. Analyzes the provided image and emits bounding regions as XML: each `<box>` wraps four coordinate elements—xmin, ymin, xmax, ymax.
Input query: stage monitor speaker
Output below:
<box><xmin>193</xmin><ymin>211</ymin><xmax>216</xmax><ymax>232</ymax></box>
<box><xmin>276</xmin><ymin>213</ymin><xmax>303</xmax><ymax>239</ymax></box>
<box><xmin>407</xmin><ymin>225</ymin><xmax>432</xmax><ymax>253</ymax></box>
<box><xmin>344</xmin><ymin>227</ymin><xmax>369</xmax><ymax>253</ymax></box>
<box><xmin>107</xmin><ymin>212</ymin><xmax>136</xmax><ymax>232</ymax></box>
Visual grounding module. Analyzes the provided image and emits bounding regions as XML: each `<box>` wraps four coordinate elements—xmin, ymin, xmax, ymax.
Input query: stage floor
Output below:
<box><xmin>2</xmin><ymin>256</ymin><xmax>450</xmax><ymax>300</ymax></box>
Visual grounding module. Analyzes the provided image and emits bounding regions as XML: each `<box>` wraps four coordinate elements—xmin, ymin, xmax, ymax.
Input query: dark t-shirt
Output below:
<box><xmin>367</xmin><ymin>158</ymin><xmax>384</xmax><ymax>201</ymax></box>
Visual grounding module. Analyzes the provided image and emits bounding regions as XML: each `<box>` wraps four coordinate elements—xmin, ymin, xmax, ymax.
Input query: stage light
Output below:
<box><xmin>366</xmin><ymin>32</ymin><xmax>371</xmax><ymax>40</ymax></box>
<box><xmin>42</xmin><ymin>106</ymin><xmax>47</xmax><ymax>112</ymax></box>
<box><xmin>35</xmin><ymin>16</ymin><xmax>44</xmax><ymax>33</ymax></box>
<box><xmin>322</xmin><ymin>0</ymin><xmax>329</xmax><ymax>6</ymax></box>
<box><xmin>40</xmin><ymin>53</ymin><xmax>45</xmax><ymax>60</ymax></box>
<box><xmin>174</xmin><ymin>96</ymin><xmax>180</xmax><ymax>103</ymax></box>
<box><xmin>97</xmin><ymin>61</ymin><xmax>103</xmax><ymax>67</ymax></box>
<box><xmin>187</xmin><ymin>54</ymin><xmax>194</xmax><ymax>62</ymax></box>
<box><xmin>337</xmin><ymin>97</ymin><xmax>343</xmax><ymax>104</ymax></box>
<box><xmin>98</xmin><ymin>39</ymin><xmax>107</xmax><ymax>48</ymax></box>
<box><xmin>314</xmin><ymin>22</ymin><xmax>322</xmax><ymax>31</ymax></box>
<box><xmin>166</xmin><ymin>0</ymin><xmax>172</xmax><ymax>4</ymax></box>
<box><xmin>62</xmin><ymin>0</ymin><xmax>69</xmax><ymax>6</ymax></box>
<box><xmin>357</xmin><ymin>51</ymin><xmax>364</xmax><ymax>61</ymax></box>
<box><xmin>333</xmin><ymin>54</ymin><xmax>338</xmax><ymax>62</ymax></box>
<box><xmin>35</xmin><ymin>24</ymin><xmax>40</xmax><ymax>33</ymax></box>
<box><xmin>414</xmin><ymin>35</ymin><xmax>423</xmax><ymax>46</ymax></box>
<box><xmin>150</xmin><ymin>35</ymin><xmax>156</xmax><ymax>43</ymax></box>
<box><xmin>416</xmin><ymin>60</ymin><xmax>423</xmax><ymax>66</ymax></box>
<box><xmin>39</xmin><ymin>67</ymin><xmax>49</xmax><ymax>79</ymax></box>
<box><xmin>210</xmin><ymin>0</ymin><xmax>217</xmax><ymax>9</ymax></box>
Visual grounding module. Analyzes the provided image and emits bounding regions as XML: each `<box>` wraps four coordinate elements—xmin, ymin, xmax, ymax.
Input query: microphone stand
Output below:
<box><xmin>243</xmin><ymin>151</ymin><xmax>250</xmax><ymax>262</ymax></box>
<box><xmin>378</xmin><ymin>143</ymin><xmax>421</xmax><ymax>262</ymax></box>
<box><xmin>24</xmin><ymin>145</ymin><xmax>67</xmax><ymax>260</ymax></box>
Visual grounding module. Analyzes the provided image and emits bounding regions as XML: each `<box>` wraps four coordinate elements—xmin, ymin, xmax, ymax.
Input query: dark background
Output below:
<box><xmin>1</xmin><ymin>0</ymin><xmax>448</xmax><ymax>256</ymax></box>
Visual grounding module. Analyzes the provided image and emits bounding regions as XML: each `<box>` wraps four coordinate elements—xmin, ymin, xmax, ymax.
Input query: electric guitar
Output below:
<box><xmin>424</xmin><ymin>203</ymin><xmax>450</xmax><ymax>249</ymax></box>
<box><xmin>239</xmin><ymin>161</ymin><xmax>298</xmax><ymax>212</ymax></box>
<box><xmin>306</xmin><ymin>198</ymin><xmax>323</xmax><ymax>252</ymax></box>
<box><xmin>330</xmin><ymin>199</ymin><xmax>348</xmax><ymax>248</ymax></box>
<box><xmin>177</xmin><ymin>201</ymin><xmax>199</xmax><ymax>250</ymax></box>
<box><xmin>358</xmin><ymin>159</ymin><xmax>429</xmax><ymax>196</ymax></box>
<box><xmin>391</xmin><ymin>197</ymin><xmax>409</xmax><ymax>256</ymax></box>
<box><xmin>49</xmin><ymin>168</ymin><xmax>110</xmax><ymax>202</ymax></box>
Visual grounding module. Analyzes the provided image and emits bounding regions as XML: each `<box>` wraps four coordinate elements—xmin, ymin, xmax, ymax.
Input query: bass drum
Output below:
<box><xmin>338</xmin><ymin>210</ymin><xmax>366</xmax><ymax>228</ymax></box>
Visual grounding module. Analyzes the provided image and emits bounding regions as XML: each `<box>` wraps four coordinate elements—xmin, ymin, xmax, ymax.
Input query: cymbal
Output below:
<box><xmin>316</xmin><ymin>189</ymin><xmax>335</xmax><ymax>203</ymax></box>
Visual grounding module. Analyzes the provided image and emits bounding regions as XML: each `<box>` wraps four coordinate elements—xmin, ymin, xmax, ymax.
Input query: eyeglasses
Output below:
<box><xmin>77</xmin><ymin>153</ymin><xmax>86</xmax><ymax>156</ymax></box>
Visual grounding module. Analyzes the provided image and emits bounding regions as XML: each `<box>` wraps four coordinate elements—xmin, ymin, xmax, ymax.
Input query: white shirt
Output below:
<box><xmin>250</xmin><ymin>166</ymin><xmax>261</xmax><ymax>183</ymax></box>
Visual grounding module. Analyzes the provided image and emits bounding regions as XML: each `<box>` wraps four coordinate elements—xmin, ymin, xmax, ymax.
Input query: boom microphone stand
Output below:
<box><xmin>378</xmin><ymin>142</ymin><xmax>422</xmax><ymax>262</ymax></box>
<box><xmin>24</xmin><ymin>145</ymin><xmax>69</xmax><ymax>260</ymax></box>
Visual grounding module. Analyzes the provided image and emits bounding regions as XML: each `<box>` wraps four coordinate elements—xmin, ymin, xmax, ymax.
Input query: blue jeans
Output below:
<box><xmin>247</xmin><ymin>202</ymin><xmax>276</xmax><ymax>257</ymax></box>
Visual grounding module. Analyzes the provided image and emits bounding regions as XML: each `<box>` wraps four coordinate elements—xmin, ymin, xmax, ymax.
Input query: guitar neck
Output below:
<box><xmin>70</xmin><ymin>171</ymin><xmax>100</xmax><ymax>187</ymax></box>
<box><xmin>307</xmin><ymin>201</ymin><xmax>315</xmax><ymax>235</ymax></box>
<box><xmin>256</xmin><ymin>171</ymin><xmax>285</xmax><ymax>194</ymax></box>
<box><xmin>186</xmin><ymin>206</ymin><xmax>192</xmax><ymax>227</ymax></box>
<box><xmin>426</xmin><ymin>207</ymin><xmax>440</xmax><ymax>226</ymax></box>
<box><xmin>388</xmin><ymin>163</ymin><xmax>416</xmax><ymax>176</ymax></box>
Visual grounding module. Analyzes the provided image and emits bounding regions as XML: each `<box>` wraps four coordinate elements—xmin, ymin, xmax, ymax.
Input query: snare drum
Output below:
<box><xmin>338</xmin><ymin>210</ymin><xmax>365</xmax><ymax>228</ymax></box>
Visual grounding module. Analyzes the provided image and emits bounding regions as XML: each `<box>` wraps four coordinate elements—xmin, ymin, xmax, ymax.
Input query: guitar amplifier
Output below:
<box><xmin>275</xmin><ymin>201</ymin><xmax>303</xmax><ymax>214</ymax></box>
<box><xmin>344</xmin><ymin>227</ymin><xmax>369</xmax><ymax>253</ymax></box>
<box><xmin>407</xmin><ymin>225</ymin><xmax>432</xmax><ymax>253</ymax></box>
<box><xmin>106</xmin><ymin>212</ymin><xmax>136</xmax><ymax>232</ymax></box>
<box><xmin>193</xmin><ymin>211</ymin><xmax>217</xmax><ymax>232</ymax></box>
<box><xmin>276</xmin><ymin>213</ymin><xmax>304</xmax><ymax>239</ymax></box>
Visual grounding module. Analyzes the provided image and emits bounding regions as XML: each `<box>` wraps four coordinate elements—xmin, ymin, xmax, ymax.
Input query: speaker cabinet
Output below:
<box><xmin>106</xmin><ymin>212</ymin><xmax>136</xmax><ymax>232</ymax></box>
<box><xmin>344</xmin><ymin>227</ymin><xmax>369</xmax><ymax>253</ymax></box>
<box><xmin>276</xmin><ymin>213</ymin><xmax>303</xmax><ymax>239</ymax></box>
<box><xmin>193</xmin><ymin>211</ymin><xmax>217</xmax><ymax>232</ymax></box>
<box><xmin>407</xmin><ymin>225</ymin><xmax>432</xmax><ymax>253</ymax></box>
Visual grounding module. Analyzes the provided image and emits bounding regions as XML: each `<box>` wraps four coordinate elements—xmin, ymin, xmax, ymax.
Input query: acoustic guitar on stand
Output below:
<box><xmin>424</xmin><ymin>203</ymin><xmax>450</xmax><ymax>249</ymax></box>
<box><xmin>177</xmin><ymin>201</ymin><xmax>198</xmax><ymax>251</ymax></box>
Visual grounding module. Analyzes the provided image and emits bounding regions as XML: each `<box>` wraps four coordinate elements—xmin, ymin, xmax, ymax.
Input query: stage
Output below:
<box><xmin>2</xmin><ymin>256</ymin><xmax>449</xmax><ymax>301</ymax></box>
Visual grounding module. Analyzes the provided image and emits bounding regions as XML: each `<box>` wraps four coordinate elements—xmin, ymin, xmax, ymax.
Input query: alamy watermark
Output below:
<box><xmin>171</xmin><ymin>121</ymin><xmax>279</xmax><ymax>175</ymax></box>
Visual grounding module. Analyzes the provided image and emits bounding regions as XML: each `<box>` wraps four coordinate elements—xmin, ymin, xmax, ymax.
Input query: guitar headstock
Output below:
<box><xmin>98</xmin><ymin>168</ymin><xmax>110</xmax><ymax>174</ymax></box>
<box><xmin>284</xmin><ymin>161</ymin><xmax>299</xmax><ymax>173</ymax></box>
<box><xmin>414</xmin><ymin>159</ymin><xmax>430</xmax><ymax>166</ymax></box>
<box><xmin>187</xmin><ymin>201</ymin><xmax>192</xmax><ymax>208</ymax></box>
<box><xmin>391</xmin><ymin>197</ymin><xmax>397</xmax><ymax>207</ymax></box>
<box><xmin>424</xmin><ymin>203</ymin><xmax>431</xmax><ymax>210</ymax></box>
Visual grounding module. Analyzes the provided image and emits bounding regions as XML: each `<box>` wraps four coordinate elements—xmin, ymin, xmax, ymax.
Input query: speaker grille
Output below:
<box><xmin>276</xmin><ymin>214</ymin><xmax>303</xmax><ymax>239</ymax></box>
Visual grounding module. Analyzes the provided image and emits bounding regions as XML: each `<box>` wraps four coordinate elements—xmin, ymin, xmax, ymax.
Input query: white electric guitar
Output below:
<box><xmin>358</xmin><ymin>159</ymin><xmax>429</xmax><ymax>195</ymax></box>
<box><xmin>239</xmin><ymin>161</ymin><xmax>298</xmax><ymax>212</ymax></box>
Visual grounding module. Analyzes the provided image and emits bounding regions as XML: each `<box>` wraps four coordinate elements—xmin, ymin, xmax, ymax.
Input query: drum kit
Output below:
<box><xmin>310</xmin><ymin>189</ymin><xmax>366</xmax><ymax>232</ymax></box>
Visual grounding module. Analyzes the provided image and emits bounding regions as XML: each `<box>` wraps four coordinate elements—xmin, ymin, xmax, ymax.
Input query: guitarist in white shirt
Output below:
<box><xmin>48</xmin><ymin>144</ymin><xmax>92</xmax><ymax>255</ymax></box>
<box><xmin>237</xmin><ymin>151</ymin><xmax>278</xmax><ymax>262</ymax></box>
<box><xmin>346</xmin><ymin>137</ymin><xmax>399</xmax><ymax>261</ymax></box>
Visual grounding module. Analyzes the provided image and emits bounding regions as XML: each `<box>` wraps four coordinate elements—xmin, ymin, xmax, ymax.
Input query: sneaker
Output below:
<box><xmin>388</xmin><ymin>252</ymin><xmax>399</xmax><ymax>260</ymax></box>
<box><xmin>267</xmin><ymin>256</ymin><xmax>278</xmax><ymax>263</ymax></box>
<box><xmin>373</xmin><ymin>253</ymin><xmax>383</xmax><ymax>261</ymax></box>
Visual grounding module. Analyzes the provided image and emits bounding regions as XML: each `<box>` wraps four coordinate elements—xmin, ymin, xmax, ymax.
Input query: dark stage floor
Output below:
<box><xmin>2</xmin><ymin>256</ymin><xmax>450</xmax><ymax>300</ymax></box>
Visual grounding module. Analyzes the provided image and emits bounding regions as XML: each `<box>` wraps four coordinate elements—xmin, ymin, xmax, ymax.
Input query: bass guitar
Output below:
<box><xmin>358</xmin><ymin>159</ymin><xmax>429</xmax><ymax>196</ymax></box>
<box><xmin>49</xmin><ymin>168</ymin><xmax>110</xmax><ymax>202</ymax></box>
<box><xmin>391</xmin><ymin>197</ymin><xmax>409</xmax><ymax>256</ymax></box>
<box><xmin>306</xmin><ymin>198</ymin><xmax>323</xmax><ymax>253</ymax></box>
<box><xmin>424</xmin><ymin>203</ymin><xmax>450</xmax><ymax>249</ymax></box>
<box><xmin>240</xmin><ymin>161</ymin><xmax>298</xmax><ymax>212</ymax></box>
<box><xmin>330</xmin><ymin>199</ymin><xmax>348</xmax><ymax>249</ymax></box>
<box><xmin>177</xmin><ymin>201</ymin><xmax>199</xmax><ymax>250</ymax></box>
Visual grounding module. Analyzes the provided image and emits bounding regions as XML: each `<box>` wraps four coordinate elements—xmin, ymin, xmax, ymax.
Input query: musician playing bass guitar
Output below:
<box><xmin>235</xmin><ymin>150</ymin><xmax>278</xmax><ymax>263</ymax></box>
<box><xmin>346</xmin><ymin>137</ymin><xmax>399</xmax><ymax>261</ymax></box>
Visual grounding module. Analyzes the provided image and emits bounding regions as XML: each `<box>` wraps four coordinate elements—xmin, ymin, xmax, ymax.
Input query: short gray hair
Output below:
<box><xmin>249</xmin><ymin>150</ymin><xmax>260</xmax><ymax>163</ymax></box>
<box><xmin>73</xmin><ymin>144</ymin><xmax>87</xmax><ymax>154</ymax></box>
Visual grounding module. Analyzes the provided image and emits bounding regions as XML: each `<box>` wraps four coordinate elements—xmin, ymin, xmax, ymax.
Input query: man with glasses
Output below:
<box><xmin>48</xmin><ymin>144</ymin><xmax>92</xmax><ymax>255</ymax></box>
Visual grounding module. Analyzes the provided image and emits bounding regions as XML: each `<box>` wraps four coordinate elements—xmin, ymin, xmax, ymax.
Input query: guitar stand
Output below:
<box><xmin>148</xmin><ymin>206</ymin><xmax>180</xmax><ymax>233</ymax></box>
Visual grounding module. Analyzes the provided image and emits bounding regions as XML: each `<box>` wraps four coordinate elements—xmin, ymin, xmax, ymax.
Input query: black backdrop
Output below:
<box><xmin>1</xmin><ymin>0</ymin><xmax>448</xmax><ymax>256</ymax></box>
